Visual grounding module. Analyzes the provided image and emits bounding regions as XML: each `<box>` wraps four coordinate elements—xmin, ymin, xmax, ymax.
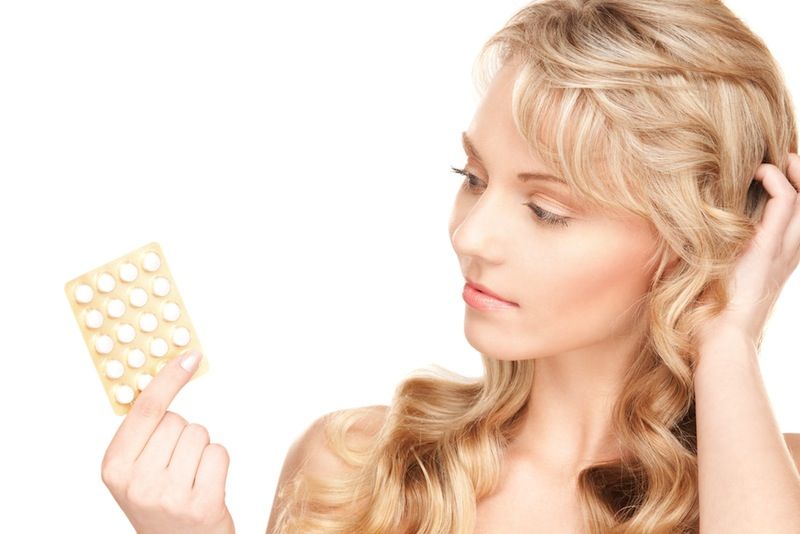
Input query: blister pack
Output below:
<box><xmin>65</xmin><ymin>242</ymin><xmax>208</xmax><ymax>415</ymax></box>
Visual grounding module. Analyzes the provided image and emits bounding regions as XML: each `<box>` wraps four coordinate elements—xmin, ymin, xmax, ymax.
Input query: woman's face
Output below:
<box><xmin>448</xmin><ymin>61</ymin><xmax>663</xmax><ymax>361</ymax></box>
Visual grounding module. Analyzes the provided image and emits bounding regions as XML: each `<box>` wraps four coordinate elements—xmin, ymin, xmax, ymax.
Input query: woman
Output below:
<box><xmin>100</xmin><ymin>0</ymin><xmax>800</xmax><ymax>532</ymax></box>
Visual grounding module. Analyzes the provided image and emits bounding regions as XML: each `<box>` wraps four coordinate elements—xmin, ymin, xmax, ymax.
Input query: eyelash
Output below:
<box><xmin>449</xmin><ymin>166</ymin><xmax>570</xmax><ymax>228</ymax></box>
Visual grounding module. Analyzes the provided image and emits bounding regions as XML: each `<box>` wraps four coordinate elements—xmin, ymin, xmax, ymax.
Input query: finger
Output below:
<box><xmin>193</xmin><ymin>443</ymin><xmax>230</xmax><ymax>505</ymax></box>
<box><xmin>752</xmin><ymin>162</ymin><xmax>797</xmax><ymax>249</ymax></box>
<box><xmin>133</xmin><ymin>411</ymin><xmax>187</xmax><ymax>469</ymax></box>
<box><xmin>167</xmin><ymin>423</ymin><xmax>210</xmax><ymax>488</ymax></box>
<box><xmin>782</xmin><ymin>153</ymin><xmax>800</xmax><ymax>250</ymax></box>
<box><xmin>105</xmin><ymin>349</ymin><xmax>203</xmax><ymax>464</ymax></box>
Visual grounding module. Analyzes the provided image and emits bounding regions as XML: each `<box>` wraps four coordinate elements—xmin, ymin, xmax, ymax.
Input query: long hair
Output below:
<box><xmin>272</xmin><ymin>1</ymin><xmax>797</xmax><ymax>532</ymax></box>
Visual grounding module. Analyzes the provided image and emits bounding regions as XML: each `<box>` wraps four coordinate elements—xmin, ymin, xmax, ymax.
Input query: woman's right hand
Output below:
<box><xmin>100</xmin><ymin>350</ymin><xmax>235</xmax><ymax>534</ymax></box>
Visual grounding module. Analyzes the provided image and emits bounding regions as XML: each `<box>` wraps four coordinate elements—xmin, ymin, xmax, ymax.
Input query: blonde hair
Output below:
<box><xmin>273</xmin><ymin>1</ymin><xmax>797</xmax><ymax>532</ymax></box>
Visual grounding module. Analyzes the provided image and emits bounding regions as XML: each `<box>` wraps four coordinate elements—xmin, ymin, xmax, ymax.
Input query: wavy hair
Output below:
<box><xmin>272</xmin><ymin>1</ymin><xmax>797</xmax><ymax>532</ymax></box>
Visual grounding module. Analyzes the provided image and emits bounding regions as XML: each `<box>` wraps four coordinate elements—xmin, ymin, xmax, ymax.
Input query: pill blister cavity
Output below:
<box><xmin>139</xmin><ymin>312</ymin><xmax>158</xmax><ymax>332</ymax></box>
<box><xmin>152</xmin><ymin>276</ymin><xmax>170</xmax><ymax>297</ymax></box>
<box><xmin>127</xmin><ymin>348</ymin><xmax>146</xmax><ymax>369</ymax></box>
<box><xmin>114</xmin><ymin>384</ymin><xmax>135</xmax><ymax>404</ymax></box>
<box><xmin>95</xmin><ymin>334</ymin><xmax>114</xmax><ymax>354</ymax></box>
<box><xmin>75</xmin><ymin>284</ymin><xmax>94</xmax><ymax>304</ymax></box>
<box><xmin>104</xmin><ymin>359</ymin><xmax>125</xmax><ymax>379</ymax></box>
<box><xmin>162</xmin><ymin>302</ymin><xmax>181</xmax><ymax>322</ymax></box>
<box><xmin>142</xmin><ymin>252</ymin><xmax>161</xmax><ymax>272</ymax></box>
<box><xmin>172</xmin><ymin>326</ymin><xmax>191</xmax><ymax>347</ymax></box>
<box><xmin>150</xmin><ymin>337</ymin><xmax>168</xmax><ymax>357</ymax></box>
<box><xmin>119</xmin><ymin>262</ymin><xmax>138</xmax><ymax>282</ymax></box>
<box><xmin>116</xmin><ymin>323</ymin><xmax>136</xmax><ymax>344</ymax></box>
<box><xmin>107</xmin><ymin>298</ymin><xmax>126</xmax><ymax>318</ymax></box>
<box><xmin>97</xmin><ymin>272</ymin><xmax>116</xmax><ymax>293</ymax></box>
<box><xmin>136</xmin><ymin>373</ymin><xmax>153</xmax><ymax>391</ymax></box>
<box><xmin>85</xmin><ymin>309</ymin><xmax>103</xmax><ymax>329</ymax></box>
<box><xmin>130</xmin><ymin>287</ymin><xmax>148</xmax><ymax>308</ymax></box>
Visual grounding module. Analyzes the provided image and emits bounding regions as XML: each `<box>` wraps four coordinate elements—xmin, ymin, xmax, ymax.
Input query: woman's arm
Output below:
<box><xmin>694</xmin><ymin>330</ymin><xmax>800</xmax><ymax>533</ymax></box>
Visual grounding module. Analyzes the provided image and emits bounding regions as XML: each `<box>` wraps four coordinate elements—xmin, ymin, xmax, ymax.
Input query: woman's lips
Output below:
<box><xmin>462</xmin><ymin>282</ymin><xmax>519</xmax><ymax>310</ymax></box>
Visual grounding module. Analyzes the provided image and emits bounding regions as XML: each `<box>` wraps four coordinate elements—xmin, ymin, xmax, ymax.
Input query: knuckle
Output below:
<box><xmin>133</xmin><ymin>395</ymin><xmax>165</xmax><ymax>419</ymax></box>
<box><xmin>208</xmin><ymin>443</ymin><xmax>229</xmax><ymax>462</ymax></box>
<box><xmin>163</xmin><ymin>411</ymin><xmax>188</xmax><ymax>428</ymax></box>
<box><xmin>185</xmin><ymin>423</ymin><xmax>210</xmax><ymax>443</ymax></box>
<box><xmin>100</xmin><ymin>460</ymin><xmax>128</xmax><ymax>490</ymax></box>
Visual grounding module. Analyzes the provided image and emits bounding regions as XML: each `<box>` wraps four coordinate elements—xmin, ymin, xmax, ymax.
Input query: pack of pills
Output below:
<box><xmin>64</xmin><ymin>242</ymin><xmax>208</xmax><ymax>415</ymax></box>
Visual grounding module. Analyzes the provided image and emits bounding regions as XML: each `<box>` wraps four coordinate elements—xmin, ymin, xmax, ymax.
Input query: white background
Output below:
<box><xmin>1</xmin><ymin>1</ymin><xmax>798</xmax><ymax>532</ymax></box>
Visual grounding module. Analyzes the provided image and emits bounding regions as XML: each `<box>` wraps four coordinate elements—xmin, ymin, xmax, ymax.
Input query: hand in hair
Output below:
<box><xmin>695</xmin><ymin>153</ymin><xmax>800</xmax><ymax>351</ymax></box>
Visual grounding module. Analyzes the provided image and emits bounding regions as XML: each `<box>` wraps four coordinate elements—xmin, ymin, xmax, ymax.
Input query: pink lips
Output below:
<box><xmin>462</xmin><ymin>282</ymin><xmax>519</xmax><ymax>310</ymax></box>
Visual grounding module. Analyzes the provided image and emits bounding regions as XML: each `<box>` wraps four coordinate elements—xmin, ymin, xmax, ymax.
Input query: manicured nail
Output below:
<box><xmin>180</xmin><ymin>350</ymin><xmax>201</xmax><ymax>373</ymax></box>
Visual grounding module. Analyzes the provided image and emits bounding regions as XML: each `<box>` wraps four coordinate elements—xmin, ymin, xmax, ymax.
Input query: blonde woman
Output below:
<box><xmin>100</xmin><ymin>0</ymin><xmax>800</xmax><ymax>532</ymax></box>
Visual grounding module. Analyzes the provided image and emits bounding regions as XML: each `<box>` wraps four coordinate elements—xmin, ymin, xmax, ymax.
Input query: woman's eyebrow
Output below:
<box><xmin>461</xmin><ymin>131</ymin><xmax>568</xmax><ymax>186</ymax></box>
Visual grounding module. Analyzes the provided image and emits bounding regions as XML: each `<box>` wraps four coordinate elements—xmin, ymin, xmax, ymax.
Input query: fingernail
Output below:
<box><xmin>180</xmin><ymin>350</ymin><xmax>202</xmax><ymax>373</ymax></box>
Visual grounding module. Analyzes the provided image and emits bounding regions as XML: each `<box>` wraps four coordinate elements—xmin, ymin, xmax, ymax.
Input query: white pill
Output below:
<box><xmin>104</xmin><ymin>359</ymin><xmax>125</xmax><ymax>379</ymax></box>
<box><xmin>162</xmin><ymin>302</ymin><xmax>181</xmax><ymax>322</ymax></box>
<box><xmin>97</xmin><ymin>272</ymin><xmax>116</xmax><ymax>293</ymax></box>
<box><xmin>74</xmin><ymin>284</ymin><xmax>94</xmax><ymax>304</ymax></box>
<box><xmin>94</xmin><ymin>334</ymin><xmax>114</xmax><ymax>354</ymax></box>
<box><xmin>114</xmin><ymin>384</ymin><xmax>135</xmax><ymax>404</ymax></box>
<box><xmin>85</xmin><ymin>309</ymin><xmax>103</xmax><ymax>329</ymax></box>
<box><xmin>95</xmin><ymin>334</ymin><xmax>114</xmax><ymax>354</ymax></box>
<box><xmin>139</xmin><ymin>312</ymin><xmax>158</xmax><ymax>332</ymax></box>
<box><xmin>129</xmin><ymin>287</ymin><xmax>148</xmax><ymax>308</ymax></box>
<box><xmin>150</xmin><ymin>337</ymin><xmax>168</xmax><ymax>357</ymax></box>
<box><xmin>171</xmin><ymin>326</ymin><xmax>191</xmax><ymax>347</ymax></box>
<box><xmin>127</xmin><ymin>348</ymin><xmax>146</xmax><ymax>369</ymax></box>
<box><xmin>142</xmin><ymin>252</ymin><xmax>161</xmax><ymax>272</ymax></box>
<box><xmin>152</xmin><ymin>276</ymin><xmax>170</xmax><ymax>297</ymax></box>
<box><xmin>107</xmin><ymin>298</ymin><xmax>126</xmax><ymax>318</ymax></box>
<box><xmin>117</xmin><ymin>323</ymin><xmax>136</xmax><ymax>343</ymax></box>
<box><xmin>119</xmin><ymin>262</ymin><xmax>138</xmax><ymax>282</ymax></box>
<box><xmin>136</xmin><ymin>373</ymin><xmax>153</xmax><ymax>391</ymax></box>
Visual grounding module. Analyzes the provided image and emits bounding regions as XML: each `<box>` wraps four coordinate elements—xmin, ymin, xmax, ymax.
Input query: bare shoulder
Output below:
<box><xmin>266</xmin><ymin>404</ymin><xmax>389</xmax><ymax>533</ymax></box>
<box><xmin>784</xmin><ymin>433</ymin><xmax>800</xmax><ymax>473</ymax></box>
<box><xmin>296</xmin><ymin>403</ymin><xmax>390</xmax><ymax>476</ymax></box>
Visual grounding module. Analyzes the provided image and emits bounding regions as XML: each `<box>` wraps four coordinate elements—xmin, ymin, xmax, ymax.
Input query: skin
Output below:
<box><xmin>447</xmin><ymin>59</ymin><xmax>670</xmax><ymax>476</ymax></box>
<box><xmin>100</xmin><ymin>351</ymin><xmax>234</xmax><ymax>534</ymax></box>
<box><xmin>102</xmin><ymin>55</ymin><xmax>800</xmax><ymax>534</ymax></box>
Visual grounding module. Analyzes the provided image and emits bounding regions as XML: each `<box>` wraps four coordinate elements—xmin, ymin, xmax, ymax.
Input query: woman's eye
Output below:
<box><xmin>450</xmin><ymin>166</ymin><xmax>570</xmax><ymax>229</ymax></box>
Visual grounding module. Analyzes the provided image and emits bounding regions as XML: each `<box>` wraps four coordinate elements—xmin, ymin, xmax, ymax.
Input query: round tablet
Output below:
<box><xmin>142</xmin><ymin>252</ymin><xmax>161</xmax><ymax>272</ymax></box>
<box><xmin>107</xmin><ymin>298</ymin><xmax>126</xmax><ymax>318</ymax></box>
<box><xmin>95</xmin><ymin>334</ymin><xmax>114</xmax><ymax>354</ymax></box>
<box><xmin>150</xmin><ymin>337</ymin><xmax>168</xmax><ymax>357</ymax></box>
<box><xmin>119</xmin><ymin>263</ymin><xmax>138</xmax><ymax>282</ymax></box>
<box><xmin>162</xmin><ymin>302</ymin><xmax>181</xmax><ymax>322</ymax></box>
<box><xmin>171</xmin><ymin>326</ymin><xmax>191</xmax><ymax>347</ymax></box>
<box><xmin>114</xmin><ymin>384</ymin><xmax>135</xmax><ymax>404</ymax></box>
<box><xmin>136</xmin><ymin>373</ymin><xmax>153</xmax><ymax>391</ymax></box>
<box><xmin>116</xmin><ymin>323</ymin><xmax>136</xmax><ymax>343</ymax></box>
<box><xmin>104</xmin><ymin>359</ymin><xmax>125</xmax><ymax>379</ymax></box>
<box><xmin>85</xmin><ymin>309</ymin><xmax>103</xmax><ymax>329</ymax></box>
<box><xmin>97</xmin><ymin>272</ymin><xmax>116</xmax><ymax>293</ymax></box>
<box><xmin>74</xmin><ymin>284</ymin><xmax>94</xmax><ymax>304</ymax></box>
<box><xmin>139</xmin><ymin>312</ymin><xmax>158</xmax><ymax>332</ymax></box>
<box><xmin>152</xmin><ymin>276</ymin><xmax>170</xmax><ymax>297</ymax></box>
<box><xmin>126</xmin><ymin>348</ymin><xmax>146</xmax><ymax>369</ymax></box>
<box><xmin>129</xmin><ymin>287</ymin><xmax>148</xmax><ymax>308</ymax></box>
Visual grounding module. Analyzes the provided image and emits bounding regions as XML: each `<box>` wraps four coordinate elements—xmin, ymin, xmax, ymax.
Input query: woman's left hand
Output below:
<box><xmin>695</xmin><ymin>153</ymin><xmax>800</xmax><ymax>347</ymax></box>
